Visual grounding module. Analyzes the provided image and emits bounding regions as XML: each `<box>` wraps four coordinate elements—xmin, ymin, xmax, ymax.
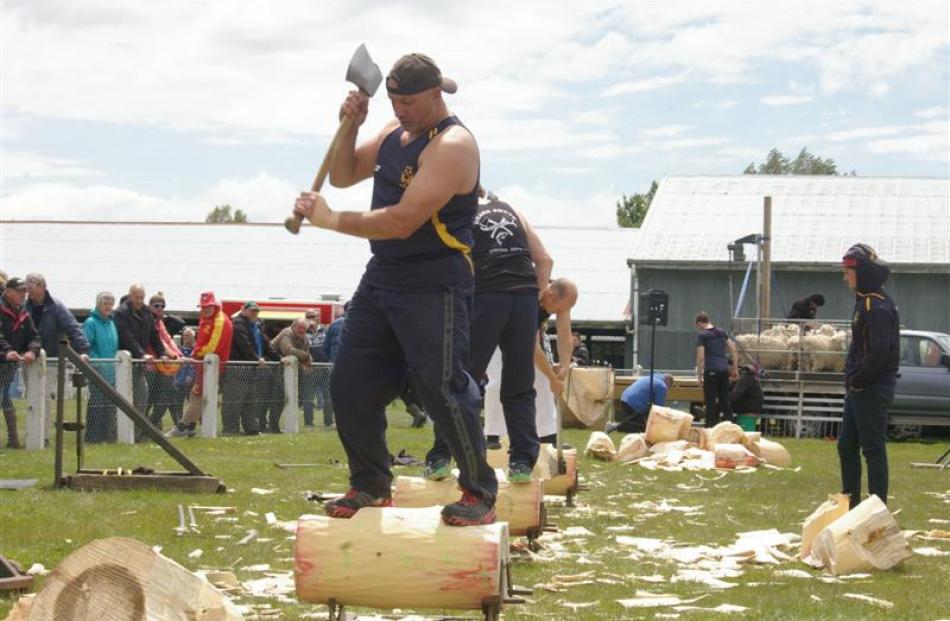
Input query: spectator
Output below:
<box><xmin>695</xmin><ymin>311</ymin><xmax>739</xmax><ymax>428</ymax></box>
<box><xmin>145</xmin><ymin>294</ymin><xmax>182</xmax><ymax>433</ymax></box>
<box><xmin>259</xmin><ymin>324</ymin><xmax>286</xmax><ymax>434</ymax></box>
<box><xmin>272</xmin><ymin>318</ymin><xmax>313</xmax><ymax>434</ymax></box>
<box><xmin>730</xmin><ymin>364</ymin><xmax>764</xmax><ymax>415</ymax></box>
<box><xmin>787</xmin><ymin>293</ymin><xmax>825</xmax><ymax>321</ymax></box>
<box><xmin>1</xmin><ymin>278</ymin><xmax>41</xmax><ymax>448</ymax></box>
<box><xmin>610</xmin><ymin>373</ymin><xmax>675</xmax><ymax>433</ymax></box>
<box><xmin>324</xmin><ymin>304</ymin><xmax>347</xmax><ymax>363</ymax></box>
<box><xmin>225</xmin><ymin>302</ymin><xmax>268</xmax><ymax>435</ymax></box>
<box><xmin>174</xmin><ymin>328</ymin><xmax>197</xmax><ymax>423</ymax></box>
<box><xmin>24</xmin><ymin>273</ymin><xmax>89</xmax><ymax>358</ymax></box>
<box><xmin>82</xmin><ymin>291</ymin><xmax>119</xmax><ymax>443</ymax></box>
<box><xmin>114</xmin><ymin>284</ymin><xmax>166</xmax><ymax>418</ymax></box>
<box><xmin>571</xmin><ymin>332</ymin><xmax>590</xmax><ymax>366</ymax></box>
<box><xmin>167</xmin><ymin>291</ymin><xmax>233</xmax><ymax>437</ymax></box>
<box><xmin>306</xmin><ymin>309</ymin><xmax>334</xmax><ymax>427</ymax></box>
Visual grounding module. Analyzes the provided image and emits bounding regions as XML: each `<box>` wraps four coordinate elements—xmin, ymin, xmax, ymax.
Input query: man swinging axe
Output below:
<box><xmin>291</xmin><ymin>52</ymin><xmax>498</xmax><ymax>526</ymax></box>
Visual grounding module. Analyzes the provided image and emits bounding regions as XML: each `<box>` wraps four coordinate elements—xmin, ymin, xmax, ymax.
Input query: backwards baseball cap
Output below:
<box><xmin>386</xmin><ymin>53</ymin><xmax>457</xmax><ymax>96</ymax></box>
<box><xmin>243</xmin><ymin>301</ymin><xmax>260</xmax><ymax>311</ymax></box>
<box><xmin>4</xmin><ymin>277</ymin><xmax>27</xmax><ymax>291</ymax></box>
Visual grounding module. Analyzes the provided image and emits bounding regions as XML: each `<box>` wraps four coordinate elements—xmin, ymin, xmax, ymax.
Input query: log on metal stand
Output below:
<box><xmin>295</xmin><ymin>507</ymin><xmax>510</xmax><ymax>613</ymax></box>
<box><xmin>485</xmin><ymin>443</ymin><xmax>579</xmax><ymax>501</ymax></box>
<box><xmin>23</xmin><ymin>537</ymin><xmax>241</xmax><ymax>620</ymax></box>
<box><xmin>809</xmin><ymin>494</ymin><xmax>913</xmax><ymax>575</ymax></box>
<box><xmin>393</xmin><ymin>474</ymin><xmax>543</xmax><ymax>536</ymax></box>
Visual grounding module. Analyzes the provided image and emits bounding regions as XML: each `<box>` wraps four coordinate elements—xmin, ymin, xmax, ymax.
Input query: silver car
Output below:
<box><xmin>893</xmin><ymin>330</ymin><xmax>950</xmax><ymax>422</ymax></box>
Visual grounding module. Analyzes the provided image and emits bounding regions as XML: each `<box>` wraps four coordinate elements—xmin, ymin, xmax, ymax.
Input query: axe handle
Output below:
<box><xmin>284</xmin><ymin>114</ymin><xmax>356</xmax><ymax>234</ymax></box>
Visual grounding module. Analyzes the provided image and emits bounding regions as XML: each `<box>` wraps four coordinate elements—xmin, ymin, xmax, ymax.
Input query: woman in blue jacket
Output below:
<box><xmin>83</xmin><ymin>292</ymin><xmax>118</xmax><ymax>442</ymax></box>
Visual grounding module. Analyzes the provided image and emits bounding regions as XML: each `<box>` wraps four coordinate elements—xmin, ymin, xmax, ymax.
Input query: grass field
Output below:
<box><xmin>1</xmin><ymin>407</ymin><xmax>948</xmax><ymax>620</ymax></box>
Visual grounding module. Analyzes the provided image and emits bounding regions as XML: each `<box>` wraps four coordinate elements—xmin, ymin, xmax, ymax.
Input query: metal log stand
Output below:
<box><xmin>54</xmin><ymin>339</ymin><xmax>224</xmax><ymax>493</ymax></box>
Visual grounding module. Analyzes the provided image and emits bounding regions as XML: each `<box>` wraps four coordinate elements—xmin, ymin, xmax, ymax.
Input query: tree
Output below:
<box><xmin>744</xmin><ymin>147</ymin><xmax>844</xmax><ymax>175</ymax></box>
<box><xmin>205</xmin><ymin>204</ymin><xmax>248</xmax><ymax>224</ymax></box>
<box><xmin>616</xmin><ymin>180</ymin><xmax>658</xmax><ymax>228</ymax></box>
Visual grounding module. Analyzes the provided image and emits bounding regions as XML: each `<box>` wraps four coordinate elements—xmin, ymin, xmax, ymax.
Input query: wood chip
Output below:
<box><xmin>842</xmin><ymin>593</ymin><xmax>895</xmax><ymax>609</ymax></box>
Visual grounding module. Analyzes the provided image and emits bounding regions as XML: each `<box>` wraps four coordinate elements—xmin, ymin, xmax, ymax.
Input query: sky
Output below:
<box><xmin>1</xmin><ymin>0</ymin><xmax>948</xmax><ymax>229</ymax></box>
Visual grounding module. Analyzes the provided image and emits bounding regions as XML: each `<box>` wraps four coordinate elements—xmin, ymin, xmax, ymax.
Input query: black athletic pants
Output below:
<box><xmin>330</xmin><ymin>280</ymin><xmax>497</xmax><ymax>502</ymax></box>
<box><xmin>428</xmin><ymin>292</ymin><xmax>539</xmax><ymax>469</ymax></box>
<box><xmin>702</xmin><ymin>369</ymin><xmax>733</xmax><ymax>427</ymax></box>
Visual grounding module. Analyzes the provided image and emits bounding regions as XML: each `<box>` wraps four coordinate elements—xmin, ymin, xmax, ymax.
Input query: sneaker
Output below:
<box><xmin>442</xmin><ymin>490</ymin><xmax>496</xmax><ymax>526</ymax></box>
<box><xmin>323</xmin><ymin>489</ymin><xmax>393</xmax><ymax>519</ymax></box>
<box><xmin>507</xmin><ymin>462</ymin><xmax>533</xmax><ymax>483</ymax></box>
<box><xmin>424</xmin><ymin>459</ymin><xmax>451</xmax><ymax>481</ymax></box>
<box><xmin>485</xmin><ymin>435</ymin><xmax>502</xmax><ymax>451</ymax></box>
<box><xmin>165</xmin><ymin>424</ymin><xmax>196</xmax><ymax>438</ymax></box>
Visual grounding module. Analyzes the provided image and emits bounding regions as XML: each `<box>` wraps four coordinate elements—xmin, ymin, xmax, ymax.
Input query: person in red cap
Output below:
<box><xmin>838</xmin><ymin>243</ymin><xmax>899</xmax><ymax>509</ymax></box>
<box><xmin>167</xmin><ymin>291</ymin><xmax>233</xmax><ymax>437</ymax></box>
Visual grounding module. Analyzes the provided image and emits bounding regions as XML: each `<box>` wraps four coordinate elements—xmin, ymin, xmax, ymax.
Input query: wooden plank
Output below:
<box><xmin>67</xmin><ymin>474</ymin><xmax>224</xmax><ymax>494</ymax></box>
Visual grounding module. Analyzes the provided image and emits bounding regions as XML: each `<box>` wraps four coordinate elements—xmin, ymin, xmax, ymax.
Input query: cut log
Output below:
<box><xmin>649</xmin><ymin>440</ymin><xmax>690</xmax><ymax>455</ymax></box>
<box><xmin>3</xmin><ymin>595</ymin><xmax>33</xmax><ymax>621</ymax></box>
<box><xmin>541</xmin><ymin>448</ymin><xmax>578</xmax><ymax>496</ymax></box>
<box><xmin>584</xmin><ymin>431</ymin><xmax>617</xmax><ymax>461</ymax></box>
<box><xmin>809</xmin><ymin>495</ymin><xmax>913</xmax><ymax>575</ymax></box>
<box><xmin>644</xmin><ymin>405</ymin><xmax>693</xmax><ymax>444</ymax></box>
<box><xmin>294</xmin><ymin>507</ymin><xmax>508</xmax><ymax>610</ymax></box>
<box><xmin>393</xmin><ymin>474</ymin><xmax>542</xmax><ymax>536</ymax></box>
<box><xmin>617</xmin><ymin>433</ymin><xmax>649</xmax><ymax>463</ymax></box>
<box><xmin>685</xmin><ymin>427</ymin><xmax>710</xmax><ymax>450</ymax></box>
<box><xmin>708</xmin><ymin>422</ymin><xmax>745</xmax><ymax>447</ymax></box>
<box><xmin>23</xmin><ymin>537</ymin><xmax>242</xmax><ymax>621</ymax></box>
<box><xmin>558</xmin><ymin>367</ymin><xmax>614</xmax><ymax>429</ymax></box>
<box><xmin>743</xmin><ymin>431</ymin><xmax>762</xmax><ymax>443</ymax></box>
<box><xmin>714</xmin><ymin>443</ymin><xmax>760</xmax><ymax>469</ymax></box>
<box><xmin>748</xmin><ymin>438</ymin><xmax>791</xmax><ymax>466</ymax></box>
<box><xmin>800</xmin><ymin>494</ymin><xmax>850</xmax><ymax>560</ymax></box>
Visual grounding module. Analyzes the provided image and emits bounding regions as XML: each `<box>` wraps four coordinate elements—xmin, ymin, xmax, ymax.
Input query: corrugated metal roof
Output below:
<box><xmin>0</xmin><ymin>221</ymin><xmax>638</xmax><ymax>322</ymax></box>
<box><xmin>632</xmin><ymin>176</ymin><xmax>950</xmax><ymax>265</ymax></box>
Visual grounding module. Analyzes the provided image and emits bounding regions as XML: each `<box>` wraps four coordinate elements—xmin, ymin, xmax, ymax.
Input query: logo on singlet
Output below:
<box><xmin>478</xmin><ymin>214</ymin><xmax>518</xmax><ymax>246</ymax></box>
<box><xmin>399</xmin><ymin>166</ymin><xmax>415</xmax><ymax>188</ymax></box>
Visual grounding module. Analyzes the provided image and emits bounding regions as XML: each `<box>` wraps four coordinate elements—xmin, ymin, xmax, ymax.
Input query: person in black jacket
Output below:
<box><xmin>224</xmin><ymin>302</ymin><xmax>267</xmax><ymax>434</ymax></box>
<box><xmin>786</xmin><ymin>293</ymin><xmax>825</xmax><ymax>321</ymax></box>
<box><xmin>113</xmin><ymin>284</ymin><xmax>166</xmax><ymax>418</ymax></box>
<box><xmin>730</xmin><ymin>364</ymin><xmax>763</xmax><ymax>414</ymax></box>
<box><xmin>838</xmin><ymin>243</ymin><xmax>899</xmax><ymax>509</ymax></box>
<box><xmin>0</xmin><ymin>278</ymin><xmax>41</xmax><ymax>448</ymax></box>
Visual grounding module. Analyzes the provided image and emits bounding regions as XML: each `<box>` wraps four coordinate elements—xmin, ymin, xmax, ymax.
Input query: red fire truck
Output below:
<box><xmin>220</xmin><ymin>299</ymin><xmax>344</xmax><ymax>327</ymax></box>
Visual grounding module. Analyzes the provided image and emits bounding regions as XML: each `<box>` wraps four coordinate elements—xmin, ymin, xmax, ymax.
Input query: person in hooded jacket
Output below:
<box><xmin>838</xmin><ymin>243</ymin><xmax>899</xmax><ymax>509</ymax></box>
<box><xmin>83</xmin><ymin>292</ymin><xmax>119</xmax><ymax>442</ymax></box>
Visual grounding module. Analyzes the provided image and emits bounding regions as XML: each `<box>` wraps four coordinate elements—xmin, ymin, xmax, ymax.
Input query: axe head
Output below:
<box><xmin>345</xmin><ymin>43</ymin><xmax>383</xmax><ymax>96</ymax></box>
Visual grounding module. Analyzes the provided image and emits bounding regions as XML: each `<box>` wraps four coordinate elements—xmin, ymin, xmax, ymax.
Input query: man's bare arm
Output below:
<box><xmin>535</xmin><ymin>339</ymin><xmax>564</xmax><ymax>394</ymax></box>
<box><xmin>517</xmin><ymin>209</ymin><xmax>553</xmax><ymax>292</ymax></box>
<box><xmin>328</xmin><ymin>92</ymin><xmax>393</xmax><ymax>188</ymax></box>
<box><xmin>554</xmin><ymin>310</ymin><xmax>572</xmax><ymax>378</ymax></box>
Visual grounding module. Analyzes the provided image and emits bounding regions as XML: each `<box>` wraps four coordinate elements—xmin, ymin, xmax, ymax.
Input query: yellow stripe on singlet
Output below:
<box><xmin>430</xmin><ymin>212</ymin><xmax>474</xmax><ymax>273</ymax></box>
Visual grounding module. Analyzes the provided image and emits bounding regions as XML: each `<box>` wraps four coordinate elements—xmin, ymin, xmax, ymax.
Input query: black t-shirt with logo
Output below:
<box><xmin>472</xmin><ymin>200</ymin><xmax>538</xmax><ymax>295</ymax></box>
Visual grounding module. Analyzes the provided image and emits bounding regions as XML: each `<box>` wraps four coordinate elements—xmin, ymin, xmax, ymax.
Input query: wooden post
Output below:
<box><xmin>282</xmin><ymin>357</ymin><xmax>299</xmax><ymax>434</ymax></box>
<box><xmin>295</xmin><ymin>507</ymin><xmax>509</xmax><ymax>611</ymax></box>
<box><xmin>760</xmin><ymin>196</ymin><xmax>772</xmax><ymax>320</ymax></box>
<box><xmin>24</xmin><ymin>351</ymin><xmax>47</xmax><ymax>451</ymax></box>
<box><xmin>114</xmin><ymin>351</ymin><xmax>135</xmax><ymax>444</ymax></box>
<box><xmin>23</xmin><ymin>537</ymin><xmax>242</xmax><ymax>620</ymax></box>
<box><xmin>200</xmin><ymin>354</ymin><xmax>219</xmax><ymax>438</ymax></box>
<box><xmin>393</xmin><ymin>474</ymin><xmax>542</xmax><ymax>536</ymax></box>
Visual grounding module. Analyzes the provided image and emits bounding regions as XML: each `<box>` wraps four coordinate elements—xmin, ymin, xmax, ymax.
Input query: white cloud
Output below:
<box><xmin>865</xmin><ymin>121</ymin><xmax>949</xmax><ymax>161</ymax></box>
<box><xmin>642</xmin><ymin>124</ymin><xmax>692</xmax><ymax>137</ymax></box>
<box><xmin>826</xmin><ymin>126</ymin><xmax>904</xmax><ymax>141</ymax></box>
<box><xmin>2</xmin><ymin>151</ymin><xmax>103</xmax><ymax>180</ymax></box>
<box><xmin>692</xmin><ymin>98</ymin><xmax>738</xmax><ymax>110</ymax></box>
<box><xmin>494</xmin><ymin>184</ymin><xmax>618</xmax><ymax>229</ymax></box>
<box><xmin>915</xmin><ymin>106</ymin><xmax>949</xmax><ymax>120</ymax></box>
<box><xmin>760</xmin><ymin>95</ymin><xmax>814</xmax><ymax>106</ymax></box>
<box><xmin>602</xmin><ymin>74</ymin><xmax>687</xmax><ymax>96</ymax></box>
<box><xmin>0</xmin><ymin>172</ymin><xmax>373</xmax><ymax>223</ymax></box>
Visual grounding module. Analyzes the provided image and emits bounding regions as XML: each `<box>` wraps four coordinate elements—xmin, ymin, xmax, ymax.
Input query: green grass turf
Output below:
<box><xmin>1</xmin><ymin>406</ymin><xmax>947</xmax><ymax>620</ymax></box>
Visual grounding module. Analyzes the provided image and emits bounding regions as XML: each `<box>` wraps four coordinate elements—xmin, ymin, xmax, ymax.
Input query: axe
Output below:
<box><xmin>285</xmin><ymin>44</ymin><xmax>383</xmax><ymax>234</ymax></box>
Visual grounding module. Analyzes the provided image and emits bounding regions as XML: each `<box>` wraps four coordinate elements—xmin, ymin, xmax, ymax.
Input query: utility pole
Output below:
<box><xmin>759</xmin><ymin>196</ymin><xmax>772</xmax><ymax>322</ymax></box>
